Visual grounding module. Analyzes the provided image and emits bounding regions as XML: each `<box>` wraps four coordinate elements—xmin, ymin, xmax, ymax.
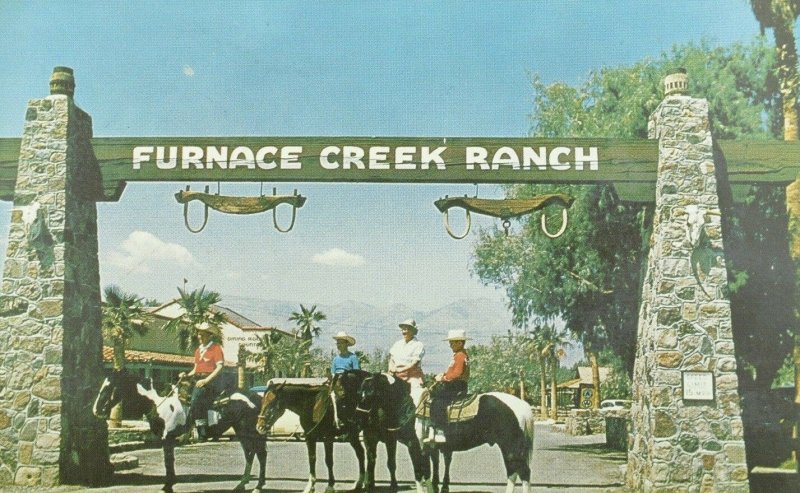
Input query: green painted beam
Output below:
<box><xmin>0</xmin><ymin>137</ymin><xmax>798</xmax><ymax>202</ymax></box>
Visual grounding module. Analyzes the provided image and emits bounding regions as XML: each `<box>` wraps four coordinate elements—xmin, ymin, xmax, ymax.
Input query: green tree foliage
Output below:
<box><xmin>163</xmin><ymin>286</ymin><xmax>225</xmax><ymax>351</ymax></box>
<box><xmin>474</xmin><ymin>38</ymin><xmax>792</xmax><ymax>386</ymax></box>
<box><xmin>250</xmin><ymin>332</ymin><xmax>328</xmax><ymax>379</ymax></box>
<box><xmin>468</xmin><ymin>333</ymin><xmax>542</xmax><ymax>399</ymax></box>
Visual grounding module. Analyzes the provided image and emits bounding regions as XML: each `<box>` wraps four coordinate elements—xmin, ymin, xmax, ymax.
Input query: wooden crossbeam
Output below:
<box><xmin>0</xmin><ymin>137</ymin><xmax>798</xmax><ymax>202</ymax></box>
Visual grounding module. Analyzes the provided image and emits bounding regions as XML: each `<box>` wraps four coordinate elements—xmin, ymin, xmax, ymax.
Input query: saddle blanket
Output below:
<box><xmin>415</xmin><ymin>389</ymin><xmax>480</xmax><ymax>423</ymax></box>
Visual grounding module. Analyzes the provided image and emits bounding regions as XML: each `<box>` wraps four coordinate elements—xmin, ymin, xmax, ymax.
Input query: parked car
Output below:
<box><xmin>250</xmin><ymin>385</ymin><xmax>304</xmax><ymax>440</ymax></box>
<box><xmin>600</xmin><ymin>399</ymin><xmax>631</xmax><ymax>412</ymax></box>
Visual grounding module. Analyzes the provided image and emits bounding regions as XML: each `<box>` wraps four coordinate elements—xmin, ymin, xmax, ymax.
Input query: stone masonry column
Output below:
<box><xmin>0</xmin><ymin>67</ymin><xmax>111</xmax><ymax>487</ymax></box>
<box><xmin>626</xmin><ymin>72</ymin><xmax>749</xmax><ymax>492</ymax></box>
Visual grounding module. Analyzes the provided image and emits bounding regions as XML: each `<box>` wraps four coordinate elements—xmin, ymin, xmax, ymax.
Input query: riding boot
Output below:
<box><xmin>196</xmin><ymin>419</ymin><xmax>208</xmax><ymax>442</ymax></box>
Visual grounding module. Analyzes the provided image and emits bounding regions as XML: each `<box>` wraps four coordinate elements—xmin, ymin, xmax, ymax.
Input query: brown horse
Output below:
<box><xmin>256</xmin><ymin>377</ymin><xmax>366</xmax><ymax>493</ymax></box>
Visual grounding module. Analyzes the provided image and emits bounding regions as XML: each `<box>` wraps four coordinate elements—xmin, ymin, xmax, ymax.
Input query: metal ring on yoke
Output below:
<box><xmin>183</xmin><ymin>185</ymin><xmax>210</xmax><ymax>233</ymax></box>
<box><xmin>541</xmin><ymin>207</ymin><xmax>569</xmax><ymax>238</ymax></box>
<box><xmin>272</xmin><ymin>187</ymin><xmax>299</xmax><ymax>233</ymax></box>
<box><xmin>443</xmin><ymin>208</ymin><xmax>472</xmax><ymax>240</ymax></box>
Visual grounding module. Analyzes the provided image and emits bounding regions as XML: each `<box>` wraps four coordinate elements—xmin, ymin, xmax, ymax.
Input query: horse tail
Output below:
<box><xmin>522</xmin><ymin>404</ymin><xmax>535</xmax><ymax>466</ymax></box>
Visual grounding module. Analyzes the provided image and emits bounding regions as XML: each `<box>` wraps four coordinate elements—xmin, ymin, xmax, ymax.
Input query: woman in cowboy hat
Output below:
<box><xmin>179</xmin><ymin>322</ymin><xmax>225</xmax><ymax>441</ymax></box>
<box><xmin>388</xmin><ymin>319</ymin><xmax>426</xmax><ymax>391</ymax></box>
<box><xmin>426</xmin><ymin>329</ymin><xmax>470</xmax><ymax>444</ymax></box>
<box><xmin>331</xmin><ymin>331</ymin><xmax>360</xmax><ymax>375</ymax></box>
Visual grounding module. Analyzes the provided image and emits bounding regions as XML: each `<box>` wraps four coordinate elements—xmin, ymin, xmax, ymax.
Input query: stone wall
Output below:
<box><xmin>626</xmin><ymin>93</ymin><xmax>749</xmax><ymax>491</ymax></box>
<box><xmin>0</xmin><ymin>70</ymin><xmax>111</xmax><ymax>487</ymax></box>
<box><xmin>566</xmin><ymin>408</ymin><xmax>606</xmax><ymax>436</ymax></box>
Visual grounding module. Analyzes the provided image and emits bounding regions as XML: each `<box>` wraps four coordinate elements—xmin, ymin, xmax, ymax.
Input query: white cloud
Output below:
<box><xmin>106</xmin><ymin>231</ymin><xmax>194</xmax><ymax>273</ymax></box>
<box><xmin>182</xmin><ymin>65</ymin><xmax>195</xmax><ymax>77</ymax></box>
<box><xmin>311</xmin><ymin>248</ymin><xmax>365</xmax><ymax>267</ymax></box>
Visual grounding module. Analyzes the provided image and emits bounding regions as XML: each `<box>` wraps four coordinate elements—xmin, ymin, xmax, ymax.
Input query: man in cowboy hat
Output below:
<box><xmin>179</xmin><ymin>322</ymin><xmax>226</xmax><ymax>441</ymax></box>
<box><xmin>426</xmin><ymin>329</ymin><xmax>470</xmax><ymax>444</ymax></box>
<box><xmin>331</xmin><ymin>331</ymin><xmax>360</xmax><ymax>375</ymax></box>
<box><xmin>388</xmin><ymin>319</ymin><xmax>426</xmax><ymax>396</ymax></box>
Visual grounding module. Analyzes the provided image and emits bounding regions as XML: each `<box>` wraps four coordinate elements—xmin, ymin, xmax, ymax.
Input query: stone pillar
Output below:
<box><xmin>0</xmin><ymin>67</ymin><xmax>112</xmax><ymax>487</ymax></box>
<box><xmin>626</xmin><ymin>73</ymin><xmax>749</xmax><ymax>492</ymax></box>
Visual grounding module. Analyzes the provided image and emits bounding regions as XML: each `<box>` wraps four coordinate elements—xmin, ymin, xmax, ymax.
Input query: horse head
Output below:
<box><xmin>93</xmin><ymin>368</ymin><xmax>135</xmax><ymax>419</ymax></box>
<box><xmin>256</xmin><ymin>380</ymin><xmax>286</xmax><ymax>435</ymax></box>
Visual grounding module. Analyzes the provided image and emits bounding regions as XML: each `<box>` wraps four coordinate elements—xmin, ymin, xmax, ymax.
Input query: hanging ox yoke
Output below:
<box><xmin>175</xmin><ymin>185</ymin><xmax>307</xmax><ymax>233</ymax></box>
<box><xmin>434</xmin><ymin>193</ymin><xmax>574</xmax><ymax>239</ymax></box>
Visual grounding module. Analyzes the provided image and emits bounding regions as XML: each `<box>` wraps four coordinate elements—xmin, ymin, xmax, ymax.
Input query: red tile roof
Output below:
<box><xmin>102</xmin><ymin>346</ymin><xmax>194</xmax><ymax>365</ymax></box>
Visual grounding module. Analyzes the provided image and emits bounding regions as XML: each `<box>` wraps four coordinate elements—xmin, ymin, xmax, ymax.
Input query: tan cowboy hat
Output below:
<box><xmin>195</xmin><ymin>322</ymin><xmax>222</xmax><ymax>339</ymax></box>
<box><xmin>444</xmin><ymin>329</ymin><xmax>469</xmax><ymax>341</ymax></box>
<box><xmin>399</xmin><ymin>319</ymin><xmax>418</xmax><ymax>333</ymax></box>
<box><xmin>333</xmin><ymin>331</ymin><xmax>356</xmax><ymax>346</ymax></box>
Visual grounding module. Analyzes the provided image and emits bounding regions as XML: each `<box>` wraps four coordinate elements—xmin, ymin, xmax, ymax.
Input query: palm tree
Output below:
<box><xmin>163</xmin><ymin>285</ymin><xmax>224</xmax><ymax>351</ymax></box>
<box><xmin>102</xmin><ymin>285</ymin><xmax>147</xmax><ymax>370</ymax></box>
<box><xmin>533</xmin><ymin>325</ymin><xmax>571</xmax><ymax>420</ymax></box>
<box><xmin>101</xmin><ymin>285</ymin><xmax>147</xmax><ymax>426</ymax></box>
<box><xmin>289</xmin><ymin>304</ymin><xmax>327</xmax><ymax>341</ymax></box>
<box><xmin>251</xmin><ymin>332</ymin><xmax>313</xmax><ymax>378</ymax></box>
<box><xmin>530</xmin><ymin>328</ymin><xmax>550</xmax><ymax>420</ymax></box>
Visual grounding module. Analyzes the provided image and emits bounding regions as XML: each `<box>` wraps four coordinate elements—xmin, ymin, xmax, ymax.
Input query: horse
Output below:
<box><xmin>419</xmin><ymin>387</ymin><xmax>535</xmax><ymax>493</ymax></box>
<box><xmin>93</xmin><ymin>368</ymin><xmax>267</xmax><ymax>493</ymax></box>
<box><xmin>256</xmin><ymin>377</ymin><xmax>366</xmax><ymax>493</ymax></box>
<box><xmin>345</xmin><ymin>371</ymin><xmax>430</xmax><ymax>493</ymax></box>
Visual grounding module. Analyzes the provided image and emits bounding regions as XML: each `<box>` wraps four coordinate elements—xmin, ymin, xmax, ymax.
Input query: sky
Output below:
<box><xmin>0</xmin><ymin>2</ymin><xmax>766</xmax><ymax>344</ymax></box>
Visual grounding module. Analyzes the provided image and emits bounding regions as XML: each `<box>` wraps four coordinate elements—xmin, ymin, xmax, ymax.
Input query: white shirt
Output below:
<box><xmin>389</xmin><ymin>337</ymin><xmax>425</xmax><ymax>368</ymax></box>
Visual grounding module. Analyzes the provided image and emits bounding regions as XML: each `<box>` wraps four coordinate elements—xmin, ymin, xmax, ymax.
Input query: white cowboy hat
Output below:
<box><xmin>399</xmin><ymin>319</ymin><xmax>418</xmax><ymax>333</ymax></box>
<box><xmin>333</xmin><ymin>331</ymin><xmax>356</xmax><ymax>346</ymax></box>
<box><xmin>195</xmin><ymin>322</ymin><xmax>222</xmax><ymax>338</ymax></box>
<box><xmin>444</xmin><ymin>329</ymin><xmax>469</xmax><ymax>341</ymax></box>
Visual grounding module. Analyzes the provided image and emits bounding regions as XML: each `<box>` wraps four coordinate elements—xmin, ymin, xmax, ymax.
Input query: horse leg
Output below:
<box><xmin>441</xmin><ymin>450</ymin><xmax>452</xmax><ymax>493</ymax></box>
<box><xmin>429</xmin><ymin>448</ymin><xmax>440</xmax><ymax>493</ymax></box>
<box><xmin>324</xmin><ymin>439</ymin><xmax>336</xmax><ymax>493</ymax></box>
<box><xmin>302</xmin><ymin>439</ymin><xmax>317</xmax><ymax>493</ymax></box>
<box><xmin>349</xmin><ymin>432</ymin><xmax>366</xmax><ymax>492</ymax></box>
<box><xmin>234</xmin><ymin>447</ymin><xmax>254</xmax><ymax>492</ymax></box>
<box><xmin>500</xmin><ymin>443</ymin><xmax>530</xmax><ymax>493</ymax></box>
<box><xmin>253</xmin><ymin>442</ymin><xmax>267</xmax><ymax>493</ymax></box>
<box><xmin>386</xmin><ymin>437</ymin><xmax>398</xmax><ymax>493</ymax></box>
<box><xmin>364</xmin><ymin>435</ymin><xmax>378</xmax><ymax>492</ymax></box>
<box><xmin>162</xmin><ymin>436</ymin><xmax>176</xmax><ymax>493</ymax></box>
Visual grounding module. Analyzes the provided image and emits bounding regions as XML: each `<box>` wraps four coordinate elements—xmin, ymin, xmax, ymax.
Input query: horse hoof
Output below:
<box><xmin>161</xmin><ymin>485</ymin><xmax>174</xmax><ymax>493</ymax></box>
<box><xmin>324</xmin><ymin>486</ymin><xmax>336</xmax><ymax>493</ymax></box>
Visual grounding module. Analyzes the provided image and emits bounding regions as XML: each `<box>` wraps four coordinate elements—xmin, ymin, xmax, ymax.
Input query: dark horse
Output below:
<box><xmin>421</xmin><ymin>388</ymin><xmax>534</xmax><ymax>493</ymax></box>
<box><xmin>344</xmin><ymin>371</ymin><xmax>430</xmax><ymax>493</ymax></box>
<box><xmin>256</xmin><ymin>377</ymin><xmax>366</xmax><ymax>493</ymax></box>
<box><xmin>93</xmin><ymin>369</ymin><xmax>266</xmax><ymax>493</ymax></box>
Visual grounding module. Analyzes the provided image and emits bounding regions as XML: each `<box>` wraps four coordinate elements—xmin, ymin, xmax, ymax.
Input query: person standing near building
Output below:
<box><xmin>426</xmin><ymin>329</ymin><xmax>470</xmax><ymax>444</ymax></box>
<box><xmin>179</xmin><ymin>322</ymin><xmax>225</xmax><ymax>441</ymax></box>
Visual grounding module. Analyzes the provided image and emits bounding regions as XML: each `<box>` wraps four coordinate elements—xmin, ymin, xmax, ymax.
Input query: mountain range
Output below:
<box><xmin>220</xmin><ymin>295</ymin><xmax>516</xmax><ymax>369</ymax></box>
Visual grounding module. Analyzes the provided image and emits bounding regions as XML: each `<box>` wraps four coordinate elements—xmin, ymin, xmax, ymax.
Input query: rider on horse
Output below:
<box><xmin>388</xmin><ymin>319</ymin><xmax>425</xmax><ymax>395</ymax></box>
<box><xmin>179</xmin><ymin>322</ymin><xmax>226</xmax><ymax>441</ymax></box>
<box><xmin>426</xmin><ymin>329</ymin><xmax>470</xmax><ymax>444</ymax></box>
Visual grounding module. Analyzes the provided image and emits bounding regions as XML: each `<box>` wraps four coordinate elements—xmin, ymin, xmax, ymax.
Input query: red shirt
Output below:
<box><xmin>443</xmin><ymin>349</ymin><xmax>469</xmax><ymax>382</ymax></box>
<box><xmin>194</xmin><ymin>343</ymin><xmax>224</xmax><ymax>375</ymax></box>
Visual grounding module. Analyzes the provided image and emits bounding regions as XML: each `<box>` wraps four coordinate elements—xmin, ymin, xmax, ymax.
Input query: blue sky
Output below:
<box><xmin>0</xmin><ymin>2</ymin><xmax>764</xmax><ymax>341</ymax></box>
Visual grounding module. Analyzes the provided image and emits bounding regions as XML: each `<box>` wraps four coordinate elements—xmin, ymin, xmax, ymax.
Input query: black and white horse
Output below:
<box><xmin>423</xmin><ymin>389</ymin><xmax>534</xmax><ymax>493</ymax></box>
<box><xmin>93</xmin><ymin>369</ymin><xmax>266</xmax><ymax>493</ymax></box>
<box><xmin>347</xmin><ymin>371</ymin><xmax>431</xmax><ymax>493</ymax></box>
<box><xmin>256</xmin><ymin>377</ymin><xmax>366</xmax><ymax>493</ymax></box>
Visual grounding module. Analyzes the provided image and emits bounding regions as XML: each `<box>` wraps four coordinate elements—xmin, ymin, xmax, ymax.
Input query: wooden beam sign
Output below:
<box><xmin>1</xmin><ymin>137</ymin><xmax>799</xmax><ymax>202</ymax></box>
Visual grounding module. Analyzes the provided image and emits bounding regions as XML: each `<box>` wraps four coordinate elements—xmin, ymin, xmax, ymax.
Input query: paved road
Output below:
<box><xmin>27</xmin><ymin>423</ymin><xmax>626</xmax><ymax>493</ymax></box>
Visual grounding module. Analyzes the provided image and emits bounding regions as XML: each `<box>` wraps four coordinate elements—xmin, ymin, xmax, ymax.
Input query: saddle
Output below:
<box><xmin>415</xmin><ymin>388</ymin><xmax>481</xmax><ymax>423</ymax></box>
